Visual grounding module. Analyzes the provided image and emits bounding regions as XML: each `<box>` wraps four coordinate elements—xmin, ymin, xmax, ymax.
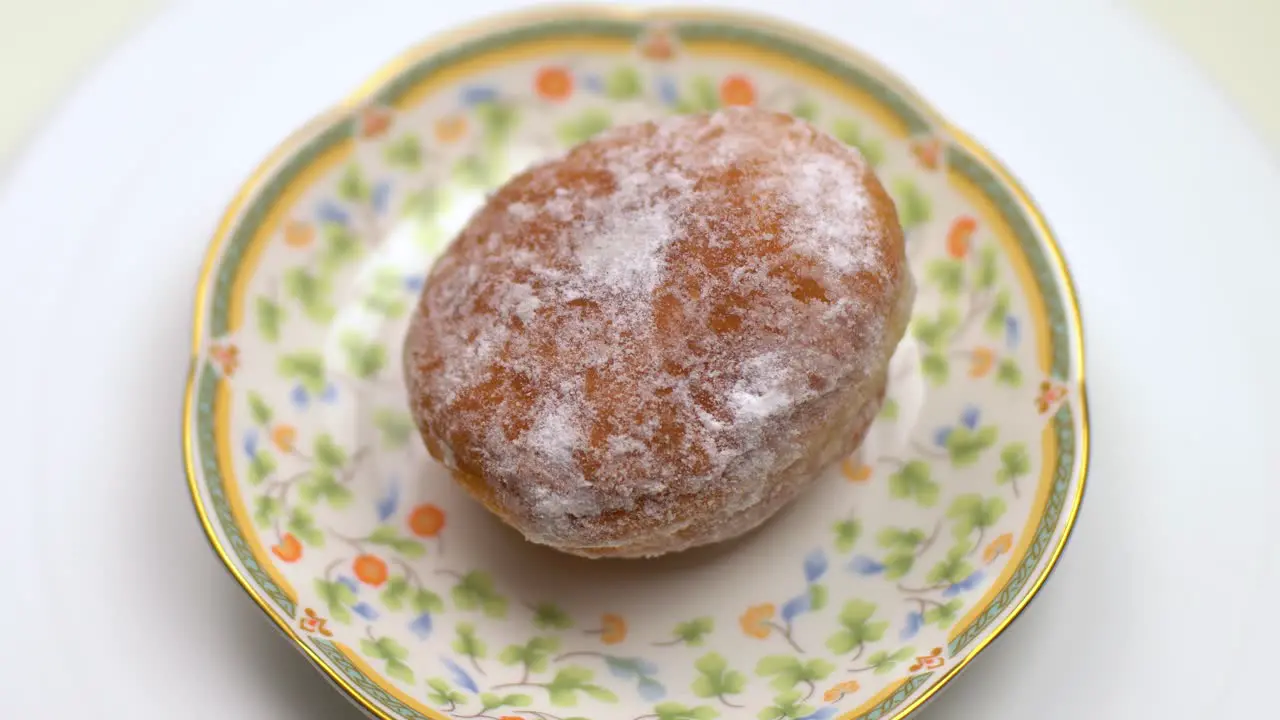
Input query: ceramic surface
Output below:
<box><xmin>184</xmin><ymin>8</ymin><xmax>1088</xmax><ymax>720</ymax></box>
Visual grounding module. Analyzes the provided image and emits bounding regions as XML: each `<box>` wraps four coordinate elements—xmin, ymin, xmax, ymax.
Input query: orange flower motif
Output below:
<box><xmin>719</xmin><ymin>75</ymin><xmax>756</xmax><ymax>106</ymax></box>
<box><xmin>211</xmin><ymin>343</ymin><xmax>239</xmax><ymax>376</ymax></box>
<box><xmin>639</xmin><ymin>27</ymin><xmax>676</xmax><ymax>61</ymax></box>
<box><xmin>841</xmin><ymin>458</ymin><xmax>872</xmax><ymax>483</ymax></box>
<box><xmin>434</xmin><ymin>115</ymin><xmax>467</xmax><ymax>144</ymax></box>
<box><xmin>353</xmin><ymin>554</ymin><xmax>389</xmax><ymax>587</ymax></box>
<box><xmin>823</xmin><ymin>679</ymin><xmax>861</xmax><ymax>702</ymax></box>
<box><xmin>739</xmin><ymin>603</ymin><xmax>776</xmax><ymax>639</ymax></box>
<box><xmin>1035</xmin><ymin>380</ymin><xmax>1068</xmax><ymax>414</ymax></box>
<box><xmin>600</xmin><ymin>613</ymin><xmax>628</xmax><ymax>645</ymax></box>
<box><xmin>498</xmin><ymin>716</ymin><xmax>523</xmax><ymax>720</ymax></box>
<box><xmin>984</xmin><ymin>532</ymin><xmax>1014</xmax><ymax>564</ymax></box>
<box><xmin>360</xmin><ymin>106</ymin><xmax>393</xmax><ymax>138</ymax></box>
<box><xmin>909</xmin><ymin>647</ymin><xmax>945</xmax><ymax>672</ymax></box>
<box><xmin>408</xmin><ymin>503</ymin><xmax>446</xmax><ymax>538</ymax></box>
<box><xmin>283</xmin><ymin>220</ymin><xmax>315</xmax><ymax>247</ymax></box>
<box><xmin>298</xmin><ymin>607</ymin><xmax>333</xmax><ymax>637</ymax></box>
<box><xmin>969</xmin><ymin>347</ymin><xmax>996</xmax><ymax>378</ymax></box>
<box><xmin>911</xmin><ymin>138</ymin><xmax>941</xmax><ymax>170</ymax></box>
<box><xmin>271</xmin><ymin>424</ymin><xmax>297</xmax><ymax>452</ymax></box>
<box><xmin>272</xmin><ymin>532</ymin><xmax>302</xmax><ymax>562</ymax></box>
<box><xmin>946</xmin><ymin>216</ymin><xmax>977</xmax><ymax>258</ymax></box>
<box><xmin>535</xmin><ymin>67</ymin><xmax>574</xmax><ymax>101</ymax></box>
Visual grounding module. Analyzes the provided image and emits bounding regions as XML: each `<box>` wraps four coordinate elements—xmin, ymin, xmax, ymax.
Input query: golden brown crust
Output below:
<box><xmin>404</xmin><ymin>108</ymin><xmax>914</xmax><ymax>557</ymax></box>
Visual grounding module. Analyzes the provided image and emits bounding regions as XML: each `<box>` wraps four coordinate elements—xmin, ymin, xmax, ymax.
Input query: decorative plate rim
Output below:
<box><xmin>182</xmin><ymin>5</ymin><xmax>1090</xmax><ymax>720</ymax></box>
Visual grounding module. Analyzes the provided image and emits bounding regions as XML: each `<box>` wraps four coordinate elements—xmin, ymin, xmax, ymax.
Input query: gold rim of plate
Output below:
<box><xmin>182</xmin><ymin>5</ymin><xmax>1090</xmax><ymax>719</ymax></box>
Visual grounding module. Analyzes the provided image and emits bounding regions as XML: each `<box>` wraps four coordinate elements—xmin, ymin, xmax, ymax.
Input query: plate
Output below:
<box><xmin>183</xmin><ymin>7</ymin><xmax>1088</xmax><ymax>720</ymax></box>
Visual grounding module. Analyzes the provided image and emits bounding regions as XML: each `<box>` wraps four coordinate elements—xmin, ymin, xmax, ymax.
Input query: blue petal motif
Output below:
<box><xmin>321</xmin><ymin>382</ymin><xmax>338</xmax><ymax>403</ymax></box>
<box><xmin>290</xmin><ymin>384</ymin><xmax>309</xmax><ymax>409</ymax></box>
<box><xmin>317</xmin><ymin>201</ymin><xmax>350</xmax><ymax>226</ymax></box>
<box><xmin>461</xmin><ymin>86</ymin><xmax>499</xmax><ymax>106</ymax></box>
<box><xmin>409</xmin><ymin>612</ymin><xmax>433</xmax><ymax>639</ymax></box>
<box><xmin>352</xmin><ymin>602</ymin><xmax>379</xmax><ymax>621</ymax></box>
<box><xmin>441</xmin><ymin>657</ymin><xmax>479</xmax><ymax>694</ymax></box>
<box><xmin>404</xmin><ymin>275</ymin><xmax>425</xmax><ymax>292</ymax></box>
<box><xmin>848</xmin><ymin>556</ymin><xmax>886</xmax><ymax>575</ymax></box>
<box><xmin>636</xmin><ymin>658</ymin><xmax>659</xmax><ymax>676</ymax></box>
<box><xmin>943</xmin><ymin>570</ymin><xmax>985</xmax><ymax>598</ymax></box>
<box><xmin>900</xmin><ymin>610</ymin><xmax>924</xmax><ymax>641</ymax></box>
<box><xmin>243</xmin><ymin>430</ymin><xmax>259</xmax><ymax>457</ymax></box>
<box><xmin>637</xmin><ymin>677</ymin><xmax>666</xmax><ymax>701</ymax></box>
<box><xmin>803</xmin><ymin>549</ymin><xmax>829</xmax><ymax>583</ymax></box>
<box><xmin>605</xmin><ymin>656</ymin><xmax>638</xmax><ymax>679</ymax></box>
<box><xmin>800</xmin><ymin>708</ymin><xmax>839</xmax><ymax>720</ymax></box>
<box><xmin>376</xmin><ymin>481</ymin><xmax>400</xmax><ymax>522</ymax></box>
<box><xmin>582</xmin><ymin>74</ymin><xmax>605</xmax><ymax>93</ymax></box>
<box><xmin>781</xmin><ymin>593</ymin><xmax>812</xmax><ymax>623</ymax></box>
<box><xmin>658</xmin><ymin>76</ymin><xmax>680</xmax><ymax>106</ymax></box>
<box><xmin>1005</xmin><ymin>316</ymin><xmax>1020</xmax><ymax>348</ymax></box>
<box><xmin>337</xmin><ymin>575</ymin><xmax>360</xmax><ymax>595</ymax></box>
<box><xmin>933</xmin><ymin>426</ymin><xmax>952</xmax><ymax>447</ymax></box>
<box><xmin>960</xmin><ymin>405</ymin><xmax>980</xmax><ymax>430</ymax></box>
<box><xmin>371</xmin><ymin>182</ymin><xmax>391</xmax><ymax>214</ymax></box>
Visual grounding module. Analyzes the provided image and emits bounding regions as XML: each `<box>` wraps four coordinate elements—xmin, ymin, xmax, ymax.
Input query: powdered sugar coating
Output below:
<box><xmin>404</xmin><ymin>108</ymin><xmax>914</xmax><ymax>556</ymax></box>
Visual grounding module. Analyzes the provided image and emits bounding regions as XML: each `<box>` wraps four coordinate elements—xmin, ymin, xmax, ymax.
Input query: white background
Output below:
<box><xmin>0</xmin><ymin>1</ymin><xmax>1277</xmax><ymax>718</ymax></box>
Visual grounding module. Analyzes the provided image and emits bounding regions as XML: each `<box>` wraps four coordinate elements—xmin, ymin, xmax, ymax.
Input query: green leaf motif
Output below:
<box><xmin>367</xmin><ymin>524</ymin><xmax>424</xmax><ymax>558</ymax></box>
<box><xmin>451</xmin><ymin>572</ymin><xmax>508</xmax><ymax>618</ymax></box>
<box><xmin>320</xmin><ymin>222</ymin><xmax>364</xmax><ymax>275</ymax></box>
<box><xmin>691</xmin><ymin>652</ymin><xmax>745</xmax><ymax>700</ymax></box>
<box><xmin>996</xmin><ymin>358</ymin><xmax>1022</xmax><ymax>386</ymax></box>
<box><xmin>452</xmin><ymin>153</ymin><xmax>503</xmax><ymax>189</ymax></box>
<box><xmin>807</xmin><ymin>584</ymin><xmax>828</xmax><ymax>612</ymax></box>
<box><xmin>603</xmin><ymin>66</ymin><xmax>643</xmax><ymax>99</ymax></box>
<box><xmin>313</xmin><ymin>433</ymin><xmax>347</xmax><ymax>468</ymax></box>
<box><xmin>892</xmin><ymin>178</ymin><xmax>931</xmax><ymax>229</ymax></box>
<box><xmin>878</xmin><ymin>397</ymin><xmax>900</xmax><ymax>420</ymax></box>
<box><xmin>384</xmin><ymin>134</ymin><xmax>422</xmax><ymax>169</ymax></box>
<box><xmin>758</xmin><ymin>688</ymin><xmax>814</xmax><ymax>720</ymax></box>
<box><xmin>340</xmin><ymin>332</ymin><xmax>387</xmax><ymax>380</ymax></box>
<box><xmin>920</xmin><ymin>352</ymin><xmax>949</xmax><ymax>385</ymax></box>
<box><xmin>831</xmin><ymin>118</ymin><xmax>885</xmax><ymax>167</ymax></box>
<box><xmin>474</xmin><ymin>102</ymin><xmax>518</xmax><ymax>148</ymax></box>
<box><xmin>372</xmin><ymin>408</ymin><xmax>414</xmax><ymax>449</ymax></box>
<box><xmin>299</xmin><ymin>469</ymin><xmax>353</xmax><ymax>508</ymax></box>
<box><xmin>544</xmin><ymin>666</ymin><xmax>617</xmax><ymax>707</ymax></box>
<box><xmin>948</xmin><ymin>494</ymin><xmax>1008</xmax><ymax>539</ymax></box>
<box><xmin>826</xmin><ymin>600</ymin><xmax>887</xmax><ymax>655</ymax></box>
<box><xmin>556</xmin><ymin>109</ymin><xmax>612</xmax><ymax>147</ymax></box>
<box><xmin>833</xmin><ymin>518</ymin><xmax>861</xmax><ymax>553</ymax></box>
<box><xmin>452</xmin><ymin>622</ymin><xmax>487</xmax><ymax>662</ymax></box>
<box><xmin>401</xmin><ymin>187</ymin><xmax>445</xmax><ymax>220</ymax></box>
<box><xmin>337</xmin><ymin>164</ymin><xmax>370</xmax><ymax>202</ymax></box>
<box><xmin>247</xmin><ymin>391</ymin><xmax>273</xmax><ymax>425</ymax></box>
<box><xmin>690</xmin><ymin>76</ymin><xmax>719</xmax><ymax>112</ymax></box>
<box><xmin>976</xmin><ymin>245</ymin><xmax>999</xmax><ymax>289</ymax></box>
<box><xmin>532</xmin><ymin>602</ymin><xmax>573</xmax><ymax>630</ymax></box>
<box><xmin>888</xmin><ymin>461</ymin><xmax>939</xmax><ymax>507</ymax></box>
<box><xmin>984</xmin><ymin>291</ymin><xmax>1011</xmax><ymax>336</ymax></box>
<box><xmin>426</xmin><ymin>677</ymin><xmax>468</xmax><ymax>706</ymax></box>
<box><xmin>381</xmin><ymin>576</ymin><xmax>410</xmax><ymax>611</ymax></box>
<box><xmin>913</xmin><ymin>307</ymin><xmax>961</xmax><ymax>349</ymax></box>
<box><xmin>283</xmin><ymin>267</ymin><xmax>335</xmax><ymax>323</ymax></box>
<box><xmin>248</xmin><ymin>450</ymin><xmax>276</xmax><ymax>485</ymax></box>
<box><xmin>877</xmin><ymin>527</ymin><xmax>927</xmax><ymax>551</ymax></box>
<box><xmin>252</xmin><ymin>495</ymin><xmax>280</xmax><ymax>527</ymax></box>
<box><xmin>791</xmin><ymin>100</ymin><xmax>818</xmax><ymax>122</ymax></box>
<box><xmin>672</xmin><ymin>616</ymin><xmax>714</xmax><ymax>646</ymax></box>
<box><xmin>277</xmin><ymin>351</ymin><xmax>326</xmax><ymax>393</ymax></box>
<box><xmin>653</xmin><ymin>701</ymin><xmax>720</xmax><ymax>720</ymax></box>
<box><xmin>997</xmin><ymin>443</ymin><xmax>1031</xmax><ymax>485</ymax></box>
<box><xmin>926</xmin><ymin>258</ymin><xmax>966</xmax><ymax>298</ymax></box>
<box><xmin>927</xmin><ymin>543</ymin><xmax>976</xmax><ymax>586</ymax></box>
<box><xmin>478</xmin><ymin>692</ymin><xmax>533</xmax><ymax>711</ymax></box>
<box><xmin>255</xmin><ymin>296</ymin><xmax>285</xmax><ymax>342</ymax></box>
<box><xmin>754</xmin><ymin>655</ymin><xmax>835</xmax><ymax>692</ymax></box>
<box><xmin>498</xmin><ymin>636</ymin><xmax>560</xmax><ymax>673</ymax></box>
<box><xmin>883</xmin><ymin>552</ymin><xmax>915</xmax><ymax>580</ymax></box>
<box><xmin>314</xmin><ymin>578</ymin><xmax>355</xmax><ymax>623</ymax></box>
<box><xmin>946</xmin><ymin>425</ymin><xmax>999</xmax><ymax>467</ymax></box>
<box><xmin>923</xmin><ymin>599</ymin><xmax>965</xmax><ymax>629</ymax></box>
<box><xmin>412</xmin><ymin>587</ymin><xmax>443</xmax><ymax>614</ymax></box>
<box><xmin>864</xmin><ymin>647</ymin><xmax>914</xmax><ymax>674</ymax></box>
<box><xmin>360</xmin><ymin>636</ymin><xmax>413</xmax><ymax>683</ymax></box>
<box><xmin>286</xmin><ymin>507</ymin><xmax>324</xmax><ymax>546</ymax></box>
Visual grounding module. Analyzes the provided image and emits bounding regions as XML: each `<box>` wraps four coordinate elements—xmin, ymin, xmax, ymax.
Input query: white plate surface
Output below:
<box><xmin>0</xmin><ymin>1</ymin><xmax>1276</xmax><ymax>718</ymax></box>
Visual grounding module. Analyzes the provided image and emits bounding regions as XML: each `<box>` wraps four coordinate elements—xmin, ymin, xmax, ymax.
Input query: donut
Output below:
<box><xmin>403</xmin><ymin>108</ymin><xmax>915</xmax><ymax>558</ymax></box>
